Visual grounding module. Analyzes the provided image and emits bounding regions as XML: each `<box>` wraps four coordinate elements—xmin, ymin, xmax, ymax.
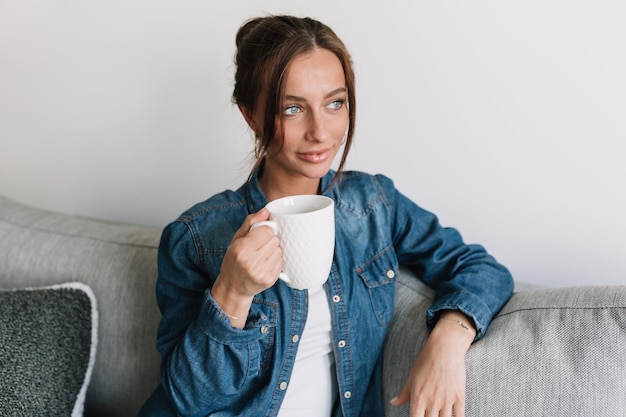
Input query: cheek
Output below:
<box><xmin>277</xmin><ymin>120</ymin><xmax>307</xmax><ymax>147</ymax></box>
<box><xmin>265</xmin><ymin>120</ymin><xmax>288</xmax><ymax>156</ymax></box>
<box><xmin>332</xmin><ymin>113</ymin><xmax>350</xmax><ymax>139</ymax></box>
<box><xmin>265</xmin><ymin>138</ymin><xmax>284</xmax><ymax>158</ymax></box>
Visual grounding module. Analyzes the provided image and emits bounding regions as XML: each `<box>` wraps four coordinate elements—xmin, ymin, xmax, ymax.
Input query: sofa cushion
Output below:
<box><xmin>0</xmin><ymin>283</ymin><xmax>97</xmax><ymax>417</ymax></box>
<box><xmin>0</xmin><ymin>195</ymin><xmax>161</xmax><ymax>417</ymax></box>
<box><xmin>383</xmin><ymin>267</ymin><xmax>626</xmax><ymax>417</ymax></box>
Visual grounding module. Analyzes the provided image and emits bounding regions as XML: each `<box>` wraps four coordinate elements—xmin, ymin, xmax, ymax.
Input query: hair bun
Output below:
<box><xmin>235</xmin><ymin>17</ymin><xmax>265</xmax><ymax>49</ymax></box>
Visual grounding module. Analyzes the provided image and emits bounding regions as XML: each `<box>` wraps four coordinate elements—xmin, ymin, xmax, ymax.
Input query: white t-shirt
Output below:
<box><xmin>277</xmin><ymin>285</ymin><xmax>337</xmax><ymax>416</ymax></box>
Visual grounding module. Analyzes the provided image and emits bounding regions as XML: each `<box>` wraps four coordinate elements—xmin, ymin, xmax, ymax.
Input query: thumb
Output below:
<box><xmin>390</xmin><ymin>382</ymin><xmax>411</xmax><ymax>406</ymax></box>
<box><xmin>249</xmin><ymin>207</ymin><xmax>270</xmax><ymax>224</ymax></box>
<box><xmin>233</xmin><ymin>208</ymin><xmax>270</xmax><ymax>240</ymax></box>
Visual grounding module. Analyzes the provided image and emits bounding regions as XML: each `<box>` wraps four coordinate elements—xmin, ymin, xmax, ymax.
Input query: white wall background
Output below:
<box><xmin>1</xmin><ymin>1</ymin><xmax>625</xmax><ymax>287</ymax></box>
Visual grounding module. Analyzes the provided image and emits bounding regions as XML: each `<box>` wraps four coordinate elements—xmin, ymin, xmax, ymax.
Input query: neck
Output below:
<box><xmin>258</xmin><ymin>171</ymin><xmax>321</xmax><ymax>202</ymax></box>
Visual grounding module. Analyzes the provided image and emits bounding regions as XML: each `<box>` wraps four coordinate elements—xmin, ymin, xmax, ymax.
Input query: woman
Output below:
<box><xmin>139</xmin><ymin>15</ymin><xmax>513</xmax><ymax>417</ymax></box>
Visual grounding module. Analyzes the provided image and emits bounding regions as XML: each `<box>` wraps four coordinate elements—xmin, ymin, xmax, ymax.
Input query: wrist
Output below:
<box><xmin>211</xmin><ymin>276</ymin><xmax>254</xmax><ymax>327</ymax></box>
<box><xmin>432</xmin><ymin>311</ymin><xmax>476</xmax><ymax>349</ymax></box>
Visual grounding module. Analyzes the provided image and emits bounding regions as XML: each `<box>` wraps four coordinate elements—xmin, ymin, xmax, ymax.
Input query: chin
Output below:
<box><xmin>304</xmin><ymin>165</ymin><xmax>333</xmax><ymax>180</ymax></box>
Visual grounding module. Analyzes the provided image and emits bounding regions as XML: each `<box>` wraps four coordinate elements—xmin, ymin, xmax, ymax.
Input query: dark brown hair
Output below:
<box><xmin>232</xmin><ymin>15</ymin><xmax>356</xmax><ymax>181</ymax></box>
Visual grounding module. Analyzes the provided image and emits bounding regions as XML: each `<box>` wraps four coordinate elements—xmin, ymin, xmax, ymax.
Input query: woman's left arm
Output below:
<box><xmin>390</xmin><ymin>310</ymin><xmax>475</xmax><ymax>417</ymax></box>
<box><xmin>385</xmin><ymin>176</ymin><xmax>514</xmax><ymax>337</ymax></box>
<box><xmin>379</xmin><ymin>175</ymin><xmax>514</xmax><ymax>416</ymax></box>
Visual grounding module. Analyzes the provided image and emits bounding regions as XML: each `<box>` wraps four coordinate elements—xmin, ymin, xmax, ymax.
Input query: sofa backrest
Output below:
<box><xmin>0</xmin><ymin>195</ymin><xmax>161</xmax><ymax>417</ymax></box>
<box><xmin>384</xmin><ymin>266</ymin><xmax>626</xmax><ymax>416</ymax></box>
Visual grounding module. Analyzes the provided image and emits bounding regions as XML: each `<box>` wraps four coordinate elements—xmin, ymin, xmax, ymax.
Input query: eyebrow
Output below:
<box><xmin>284</xmin><ymin>87</ymin><xmax>347</xmax><ymax>102</ymax></box>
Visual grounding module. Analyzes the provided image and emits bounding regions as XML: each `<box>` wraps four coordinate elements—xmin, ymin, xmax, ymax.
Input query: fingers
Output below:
<box><xmin>219</xmin><ymin>208</ymin><xmax>284</xmax><ymax>293</ymax></box>
<box><xmin>391</xmin><ymin>322</ymin><xmax>469</xmax><ymax>417</ymax></box>
<box><xmin>390</xmin><ymin>357</ymin><xmax>466</xmax><ymax>417</ymax></box>
<box><xmin>229</xmin><ymin>228</ymin><xmax>281</xmax><ymax>278</ymax></box>
<box><xmin>394</xmin><ymin>391</ymin><xmax>455</xmax><ymax>417</ymax></box>
<box><xmin>232</xmin><ymin>208</ymin><xmax>271</xmax><ymax>241</ymax></box>
<box><xmin>393</xmin><ymin>397</ymin><xmax>459</xmax><ymax>417</ymax></box>
<box><xmin>405</xmin><ymin>398</ymin><xmax>463</xmax><ymax>417</ymax></box>
<box><xmin>399</xmin><ymin>386</ymin><xmax>463</xmax><ymax>417</ymax></box>
<box><xmin>390</xmin><ymin>384</ymin><xmax>410</xmax><ymax>407</ymax></box>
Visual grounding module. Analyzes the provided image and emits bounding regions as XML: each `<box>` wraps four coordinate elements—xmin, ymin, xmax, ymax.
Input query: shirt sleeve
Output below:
<box><xmin>154</xmin><ymin>220</ymin><xmax>275</xmax><ymax>415</ymax></box>
<box><xmin>379</xmin><ymin>174</ymin><xmax>514</xmax><ymax>339</ymax></box>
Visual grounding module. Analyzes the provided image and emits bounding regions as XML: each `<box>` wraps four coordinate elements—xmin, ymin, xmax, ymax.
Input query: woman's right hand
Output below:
<box><xmin>210</xmin><ymin>208</ymin><xmax>283</xmax><ymax>327</ymax></box>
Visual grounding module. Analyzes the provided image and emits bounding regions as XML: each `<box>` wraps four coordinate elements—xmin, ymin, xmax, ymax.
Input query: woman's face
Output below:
<box><xmin>254</xmin><ymin>48</ymin><xmax>349</xmax><ymax>195</ymax></box>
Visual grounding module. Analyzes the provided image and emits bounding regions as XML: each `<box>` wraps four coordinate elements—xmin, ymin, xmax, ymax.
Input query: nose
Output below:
<box><xmin>306</xmin><ymin>110</ymin><xmax>329</xmax><ymax>142</ymax></box>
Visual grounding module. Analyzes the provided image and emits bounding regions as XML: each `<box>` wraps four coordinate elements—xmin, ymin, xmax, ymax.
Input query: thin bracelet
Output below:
<box><xmin>439</xmin><ymin>318</ymin><xmax>473</xmax><ymax>334</ymax></box>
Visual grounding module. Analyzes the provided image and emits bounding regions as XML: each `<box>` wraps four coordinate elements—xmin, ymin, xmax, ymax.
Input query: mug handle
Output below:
<box><xmin>250</xmin><ymin>220</ymin><xmax>278</xmax><ymax>235</ymax></box>
<box><xmin>249</xmin><ymin>220</ymin><xmax>291</xmax><ymax>284</ymax></box>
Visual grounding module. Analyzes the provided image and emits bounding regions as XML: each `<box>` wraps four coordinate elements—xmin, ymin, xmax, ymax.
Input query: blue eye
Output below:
<box><xmin>284</xmin><ymin>105</ymin><xmax>301</xmax><ymax>116</ymax></box>
<box><xmin>328</xmin><ymin>99</ymin><xmax>345</xmax><ymax>110</ymax></box>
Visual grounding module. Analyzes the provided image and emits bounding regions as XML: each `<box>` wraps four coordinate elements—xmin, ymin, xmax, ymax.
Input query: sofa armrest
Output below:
<box><xmin>383</xmin><ymin>267</ymin><xmax>626</xmax><ymax>417</ymax></box>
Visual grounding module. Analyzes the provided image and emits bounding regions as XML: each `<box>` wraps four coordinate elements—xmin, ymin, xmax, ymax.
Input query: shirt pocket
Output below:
<box><xmin>355</xmin><ymin>244</ymin><xmax>399</xmax><ymax>326</ymax></box>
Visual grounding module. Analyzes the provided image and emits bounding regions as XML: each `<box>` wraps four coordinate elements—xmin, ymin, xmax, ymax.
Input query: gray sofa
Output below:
<box><xmin>1</xmin><ymin>194</ymin><xmax>625</xmax><ymax>416</ymax></box>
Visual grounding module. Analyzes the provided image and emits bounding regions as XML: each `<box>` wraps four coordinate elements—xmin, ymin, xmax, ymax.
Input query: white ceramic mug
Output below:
<box><xmin>251</xmin><ymin>195</ymin><xmax>335</xmax><ymax>290</ymax></box>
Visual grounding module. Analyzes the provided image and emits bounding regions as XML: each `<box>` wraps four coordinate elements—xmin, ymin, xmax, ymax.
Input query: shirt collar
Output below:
<box><xmin>241</xmin><ymin>168</ymin><xmax>338</xmax><ymax>213</ymax></box>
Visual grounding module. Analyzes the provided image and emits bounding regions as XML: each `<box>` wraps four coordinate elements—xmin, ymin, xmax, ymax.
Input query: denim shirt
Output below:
<box><xmin>151</xmin><ymin>170</ymin><xmax>513</xmax><ymax>417</ymax></box>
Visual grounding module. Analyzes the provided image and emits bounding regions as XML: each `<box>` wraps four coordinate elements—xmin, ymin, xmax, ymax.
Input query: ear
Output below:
<box><xmin>238</xmin><ymin>104</ymin><xmax>259</xmax><ymax>132</ymax></box>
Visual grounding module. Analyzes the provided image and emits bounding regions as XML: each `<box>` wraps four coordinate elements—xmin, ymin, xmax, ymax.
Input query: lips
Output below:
<box><xmin>297</xmin><ymin>148</ymin><xmax>331</xmax><ymax>163</ymax></box>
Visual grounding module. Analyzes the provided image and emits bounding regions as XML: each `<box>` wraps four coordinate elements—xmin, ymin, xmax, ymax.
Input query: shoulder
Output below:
<box><xmin>161</xmin><ymin>190</ymin><xmax>248</xmax><ymax>245</ymax></box>
<box><xmin>338</xmin><ymin>170</ymin><xmax>394</xmax><ymax>187</ymax></box>
<box><xmin>176</xmin><ymin>190</ymin><xmax>247</xmax><ymax>224</ymax></box>
<box><xmin>332</xmin><ymin>171</ymin><xmax>398</xmax><ymax>215</ymax></box>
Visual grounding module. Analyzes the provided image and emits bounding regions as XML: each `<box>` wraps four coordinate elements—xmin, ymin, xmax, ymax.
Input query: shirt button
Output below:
<box><xmin>344</xmin><ymin>391</ymin><xmax>351</xmax><ymax>399</ymax></box>
<box><xmin>292</xmin><ymin>335</ymin><xmax>299</xmax><ymax>343</ymax></box>
<box><xmin>338</xmin><ymin>340</ymin><xmax>346</xmax><ymax>348</ymax></box>
<box><xmin>386</xmin><ymin>269</ymin><xmax>395</xmax><ymax>279</ymax></box>
<box><xmin>279</xmin><ymin>381</ymin><xmax>288</xmax><ymax>390</ymax></box>
<box><xmin>261</xmin><ymin>314</ymin><xmax>268</xmax><ymax>321</ymax></box>
<box><xmin>260</xmin><ymin>326</ymin><xmax>269</xmax><ymax>334</ymax></box>
<box><xmin>332</xmin><ymin>295</ymin><xmax>340</xmax><ymax>303</ymax></box>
